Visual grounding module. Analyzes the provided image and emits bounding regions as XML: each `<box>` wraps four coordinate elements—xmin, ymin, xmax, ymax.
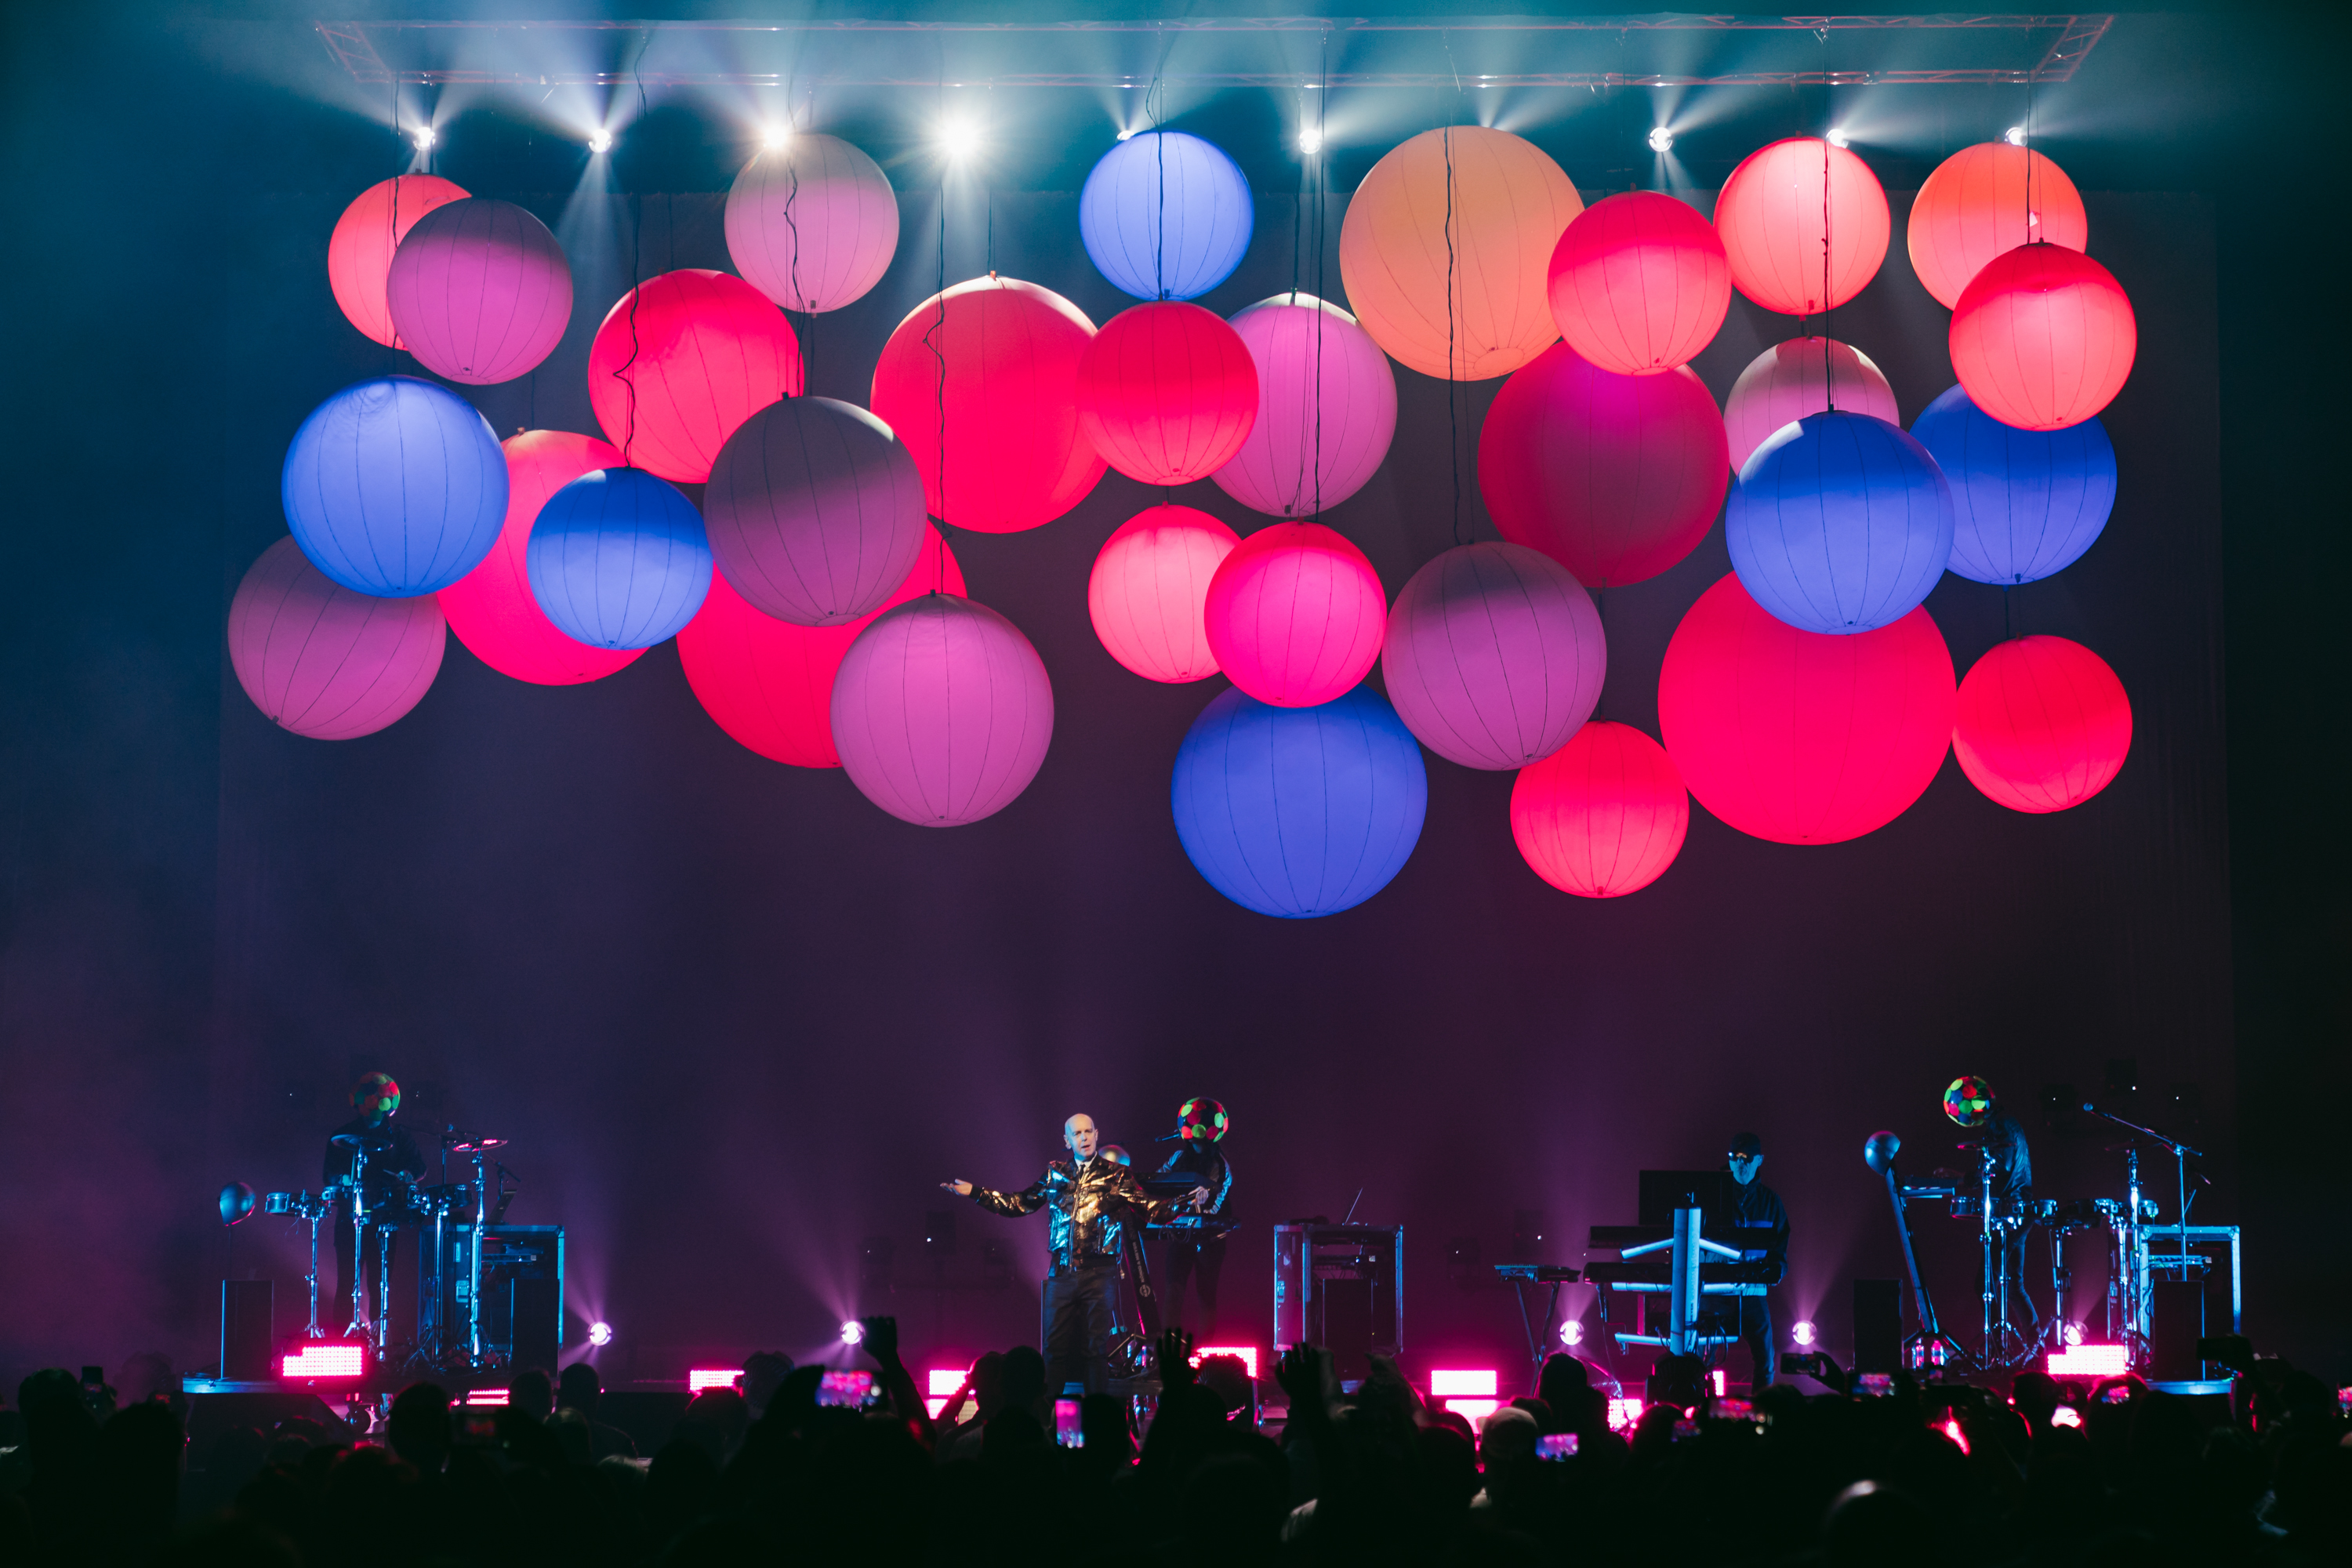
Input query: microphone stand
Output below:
<box><xmin>2082</xmin><ymin>1102</ymin><xmax>2203</xmax><ymax>1319</ymax></box>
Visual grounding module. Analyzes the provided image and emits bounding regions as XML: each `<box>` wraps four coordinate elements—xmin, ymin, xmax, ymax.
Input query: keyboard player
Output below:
<box><xmin>1723</xmin><ymin>1132</ymin><xmax>1789</xmax><ymax>1389</ymax></box>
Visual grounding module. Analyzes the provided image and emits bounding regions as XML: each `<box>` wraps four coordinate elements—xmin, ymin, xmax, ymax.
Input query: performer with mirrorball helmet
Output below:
<box><xmin>1944</xmin><ymin>1075</ymin><xmax>2038</xmax><ymax>1344</ymax></box>
<box><xmin>943</xmin><ymin>1113</ymin><xmax>1201</xmax><ymax>1396</ymax></box>
<box><xmin>1152</xmin><ymin>1098</ymin><xmax>1236</xmax><ymax>1336</ymax></box>
<box><xmin>323</xmin><ymin>1072</ymin><xmax>426</xmax><ymax>1336</ymax></box>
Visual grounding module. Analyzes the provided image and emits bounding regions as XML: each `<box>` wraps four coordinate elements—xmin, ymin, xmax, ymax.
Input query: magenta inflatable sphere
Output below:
<box><xmin>1953</xmin><ymin>635</ymin><xmax>2132</xmax><ymax>813</ymax></box>
<box><xmin>281</xmin><ymin>376</ymin><xmax>509</xmax><ymax>598</ymax></box>
<box><xmin>831</xmin><ymin>594</ymin><xmax>1055</xmax><ymax>826</ymax></box>
<box><xmin>1381</xmin><ymin>543</ymin><xmax>1605</xmax><ymax>771</ymax></box>
<box><xmin>1212</xmin><ymin>294</ymin><xmax>1397</xmax><ymax>517</ymax></box>
<box><xmin>703</xmin><ymin>397</ymin><xmax>928</xmax><ymax>628</ymax></box>
<box><xmin>229</xmin><ymin>537</ymin><xmax>446</xmax><ymax>740</ymax></box>
<box><xmin>1087</xmin><ymin>505</ymin><xmax>1240</xmax><ymax>683</ymax></box>
<box><xmin>1509</xmin><ymin>720</ymin><xmax>1689</xmax><ymax>897</ymax></box>
<box><xmin>1203</xmin><ymin>522</ymin><xmax>1387</xmax><ymax>709</ymax></box>
<box><xmin>385</xmin><ymin>198</ymin><xmax>573</xmax><ymax>385</ymax></box>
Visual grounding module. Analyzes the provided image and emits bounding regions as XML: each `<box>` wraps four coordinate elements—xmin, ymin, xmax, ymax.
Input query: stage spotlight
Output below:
<box><xmin>1116</xmin><ymin>128</ymin><xmax>1136</xmax><ymax>142</ymax></box>
<box><xmin>1827</xmin><ymin>129</ymin><xmax>1851</xmax><ymax>150</ymax></box>
<box><xmin>839</xmin><ymin>1319</ymin><xmax>865</xmax><ymax>1346</ymax></box>
<box><xmin>1647</xmin><ymin>126</ymin><xmax>1674</xmax><ymax>154</ymax></box>
<box><xmin>1792</xmin><ymin>1320</ymin><xmax>1817</xmax><ymax>1346</ymax></box>
<box><xmin>2062</xmin><ymin>1321</ymin><xmax>2085</xmax><ymax>1346</ymax></box>
<box><xmin>1559</xmin><ymin>1319</ymin><xmax>1585</xmax><ymax>1347</ymax></box>
<box><xmin>760</xmin><ymin>124</ymin><xmax>792</xmax><ymax>151</ymax></box>
<box><xmin>2004</xmin><ymin>125</ymin><xmax>2028</xmax><ymax>147</ymax></box>
<box><xmin>1298</xmin><ymin>127</ymin><xmax>1324</xmax><ymax>156</ymax></box>
<box><xmin>412</xmin><ymin>127</ymin><xmax>437</xmax><ymax>152</ymax></box>
<box><xmin>938</xmin><ymin>119</ymin><xmax>981</xmax><ymax>161</ymax></box>
<box><xmin>589</xmin><ymin>129</ymin><xmax>614</xmax><ymax>154</ymax></box>
<box><xmin>586</xmin><ymin>1321</ymin><xmax>613</xmax><ymax>1347</ymax></box>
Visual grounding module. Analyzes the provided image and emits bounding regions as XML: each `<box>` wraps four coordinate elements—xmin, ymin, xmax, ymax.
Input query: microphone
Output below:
<box><xmin>2081</xmin><ymin>1102</ymin><xmax>2098</xmax><ymax>1114</ymax></box>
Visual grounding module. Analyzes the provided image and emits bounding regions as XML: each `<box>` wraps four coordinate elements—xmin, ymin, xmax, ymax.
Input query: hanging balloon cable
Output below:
<box><xmin>925</xmin><ymin>37</ymin><xmax>950</xmax><ymax>594</ymax></box>
<box><xmin>1445</xmin><ymin>125</ymin><xmax>1465</xmax><ymax>546</ymax></box>
<box><xmin>612</xmin><ymin>33</ymin><xmax>654</xmax><ymax>471</ymax></box>
<box><xmin>1820</xmin><ymin>27</ymin><xmax>1835</xmax><ymax>416</ymax></box>
<box><xmin>782</xmin><ymin>67</ymin><xmax>807</xmax><ymax>387</ymax></box>
<box><xmin>1308</xmin><ymin>23</ymin><xmax>1330</xmax><ymax>521</ymax></box>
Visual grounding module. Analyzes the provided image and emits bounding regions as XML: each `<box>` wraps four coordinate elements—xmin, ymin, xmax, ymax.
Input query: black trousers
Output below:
<box><xmin>1735</xmin><ymin>1292</ymin><xmax>1775</xmax><ymax>1390</ymax></box>
<box><xmin>332</xmin><ymin>1218</ymin><xmax>398</xmax><ymax>1335</ymax></box>
<box><xmin>1042</xmin><ymin>1265</ymin><xmax>1117</xmax><ymax>1396</ymax></box>
<box><xmin>1162</xmin><ymin>1236</ymin><xmax>1228</xmax><ymax>1334</ymax></box>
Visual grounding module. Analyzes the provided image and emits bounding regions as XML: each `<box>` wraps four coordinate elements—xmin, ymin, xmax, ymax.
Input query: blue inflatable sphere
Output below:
<box><xmin>1080</xmin><ymin>132</ymin><xmax>1254</xmax><ymax>302</ymax></box>
<box><xmin>1911</xmin><ymin>383</ymin><xmax>2116</xmax><ymax>586</ymax></box>
<box><xmin>1171</xmin><ymin>684</ymin><xmax>1428</xmax><ymax>919</ymax></box>
<box><xmin>1726</xmin><ymin>410</ymin><xmax>1955</xmax><ymax>636</ymax></box>
<box><xmin>526</xmin><ymin>468</ymin><xmax>712</xmax><ymax>650</ymax></box>
<box><xmin>281</xmin><ymin>376</ymin><xmax>507</xmax><ymax>597</ymax></box>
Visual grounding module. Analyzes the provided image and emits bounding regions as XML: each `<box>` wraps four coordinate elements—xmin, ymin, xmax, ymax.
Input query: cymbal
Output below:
<box><xmin>448</xmin><ymin>1137</ymin><xmax>509</xmax><ymax>1152</ymax></box>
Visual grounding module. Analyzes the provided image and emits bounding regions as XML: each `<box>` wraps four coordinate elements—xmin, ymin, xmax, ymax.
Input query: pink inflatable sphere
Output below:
<box><xmin>385</xmin><ymin>198</ymin><xmax>573</xmax><ymax>386</ymax></box>
<box><xmin>1479</xmin><ymin>343</ymin><xmax>1728</xmax><ymax>588</ymax></box>
<box><xmin>587</xmin><ymin>269</ymin><xmax>805</xmax><ymax>483</ymax></box>
<box><xmin>1203</xmin><ymin>522</ymin><xmax>1387</xmax><ymax>709</ymax></box>
<box><xmin>703</xmin><ymin>397</ymin><xmax>928</xmax><ymax>627</ymax></box>
<box><xmin>1715</xmin><ymin>137</ymin><xmax>1890</xmax><ymax>317</ymax></box>
<box><xmin>1076</xmin><ymin>303</ymin><xmax>1258</xmax><ymax>486</ymax></box>
<box><xmin>832</xmin><ymin>593</ymin><xmax>1055</xmax><ymax>825</ymax></box>
<box><xmin>1212</xmin><ymin>293</ymin><xmax>1398</xmax><ymax>518</ymax></box>
<box><xmin>1509</xmin><ymin>720</ymin><xmax>1690</xmax><ymax>897</ymax></box>
<box><xmin>680</xmin><ymin>532</ymin><xmax>963</xmax><ymax>769</ymax></box>
<box><xmin>1087</xmin><ymin>505</ymin><xmax>1240</xmax><ymax>683</ymax></box>
<box><xmin>1950</xmin><ymin>242</ymin><xmax>2137</xmax><ymax>432</ymax></box>
<box><xmin>439</xmin><ymin>430</ymin><xmax>646</xmax><ymax>686</ymax></box>
<box><xmin>1381</xmin><ymin>542</ymin><xmax>1605</xmax><ymax>770</ymax></box>
<box><xmin>1722</xmin><ymin>337</ymin><xmax>1900</xmax><ymax>474</ymax></box>
<box><xmin>1953</xmin><ymin>635</ymin><xmax>2131</xmax><ymax>813</ymax></box>
<box><xmin>229</xmin><ymin>537</ymin><xmax>447</xmax><ymax>740</ymax></box>
<box><xmin>870</xmin><ymin>275</ymin><xmax>1105</xmax><ymax>533</ymax></box>
<box><xmin>328</xmin><ymin>175</ymin><xmax>469</xmax><ymax>347</ymax></box>
<box><xmin>1545</xmin><ymin>191</ymin><xmax>1730</xmax><ymax>376</ymax></box>
<box><xmin>1658</xmin><ymin>574</ymin><xmax>1955</xmax><ymax>845</ymax></box>
<box><xmin>724</xmin><ymin>132</ymin><xmax>899</xmax><ymax>313</ymax></box>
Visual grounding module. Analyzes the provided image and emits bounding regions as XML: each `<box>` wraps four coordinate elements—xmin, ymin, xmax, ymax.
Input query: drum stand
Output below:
<box><xmin>343</xmin><ymin>1145</ymin><xmax>376</xmax><ymax>1342</ymax></box>
<box><xmin>1974</xmin><ymin>1145</ymin><xmax>2038</xmax><ymax>1370</ymax></box>
<box><xmin>304</xmin><ymin>1198</ymin><xmax>328</xmax><ymax>1338</ymax></box>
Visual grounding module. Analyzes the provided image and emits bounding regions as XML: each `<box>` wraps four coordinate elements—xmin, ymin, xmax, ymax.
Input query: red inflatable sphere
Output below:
<box><xmin>1509</xmin><ymin>720</ymin><xmax>1689</xmax><ymax>897</ymax></box>
<box><xmin>439</xmin><ymin>430</ymin><xmax>646</xmax><ymax>686</ymax></box>
<box><xmin>1907</xmin><ymin>143</ymin><xmax>2088</xmax><ymax>311</ymax></box>
<box><xmin>587</xmin><ymin>269</ymin><xmax>805</xmax><ymax>483</ymax></box>
<box><xmin>1478</xmin><ymin>343</ymin><xmax>1728</xmax><ymax>588</ymax></box>
<box><xmin>328</xmin><ymin>175</ymin><xmax>469</xmax><ymax>347</ymax></box>
<box><xmin>1202</xmin><ymin>522</ymin><xmax>1387</xmax><ymax>708</ymax></box>
<box><xmin>229</xmin><ymin>537</ymin><xmax>447</xmax><ymax>740</ymax></box>
<box><xmin>1087</xmin><ymin>505</ymin><xmax>1240</xmax><ymax>683</ymax></box>
<box><xmin>1953</xmin><ymin>635</ymin><xmax>2131</xmax><ymax>813</ymax></box>
<box><xmin>1546</xmin><ymin>191</ymin><xmax>1730</xmax><ymax>376</ymax></box>
<box><xmin>1714</xmin><ymin>138</ymin><xmax>1890</xmax><ymax>317</ymax></box>
<box><xmin>1658</xmin><ymin>573</ymin><xmax>1955</xmax><ymax>844</ymax></box>
<box><xmin>870</xmin><ymin>275</ymin><xmax>1105</xmax><ymax>533</ymax></box>
<box><xmin>1076</xmin><ymin>302</ymin><xmax>1259</xmax><ymax>486</ymax></box>
<box><xmin>678</xmin><ymin>531</ymin><xmax>964</xmax><ymax>769</ymax></box>
<box><xmin>1949</xmin><ymin>242</ymin><xmax>2136</xmax><ymax>432</ymax></box>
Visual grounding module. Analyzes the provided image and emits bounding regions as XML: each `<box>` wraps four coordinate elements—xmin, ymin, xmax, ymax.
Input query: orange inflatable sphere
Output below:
<box><xmin>1952</xmin><ymin>635</ymin><xmax>2131</xmax><ymax>813</ymax></box>
<box><xmin>1714</xmin><ymin>138</ymin><xmax>1889</xmax><ymax>317</ymax></box>
<box><xmin>1076</xmin><ymin>303</ymin><xmax>1258</xmax><ymax>486</ymax></box>
<box><xmin>328</xmin><ymin>175</ymin><xmax>469</xmax><ymax>347</ymax></box>
<box><xmin>1510</xmin><ymin>720</ymin><xmax>1690</xmax><ymax>898</ymax></box>
<box><xmin>586</xmin><ymin>269</ymin><xmax>805</xmax><ymax>484</ymax></box>
<box><xmin>1907</xmin><ymin>143</ymin><xmax>2087</xmax><ymax>310</ymax></box>
<box><xmin>1545</xmin><ymin>191</ymin><xmax>1730</xmax><ymax>376</ymax></box>
<box><xmin>870</xmin><ymin>276</ymin><xmax>1106</xmax><ymax>533</ymax></box>
<box><xmin>1339</xmin><ymin>127</ymin><xmax>1582</xmax><ymax>380</ymax></box>
<box><xmin>1949</xmin><ymin>242</ymin><xmax>2136</xmax><ymax>432</ymax></box>
<box><xmin>1087</xmin><ymin>505</ymin><xmax>1240</xmax><ymax>683</ymax></box>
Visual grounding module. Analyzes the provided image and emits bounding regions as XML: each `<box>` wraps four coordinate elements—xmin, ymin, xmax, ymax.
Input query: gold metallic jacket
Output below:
<box><xmin>969</xmin><ymin>1156</ymin><xmax>1174</xmax><ymax>1272</ymax></box>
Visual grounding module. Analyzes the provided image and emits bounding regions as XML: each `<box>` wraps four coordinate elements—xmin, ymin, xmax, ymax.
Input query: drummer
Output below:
<box><xmin>324</xmin><ymin>1072</ymin><xmax>426</xmax><ymax>1337</ymax></box>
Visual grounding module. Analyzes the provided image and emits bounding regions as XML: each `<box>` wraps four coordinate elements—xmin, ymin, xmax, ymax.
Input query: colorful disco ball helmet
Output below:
<box><xmin>1177</xmin><ymin>1097</ymin><xmax>1229</xmax><ymax>1143</ymax></box>
<box><xmin>1943</xmin><ymin>1076</ymin><xmax>1995</xmax><ymax>1128</ymax></box>
<box><xmin>353</xmin><ymin>1072</ymin><xmax>402</xmax><ymax>1121</ymax></box>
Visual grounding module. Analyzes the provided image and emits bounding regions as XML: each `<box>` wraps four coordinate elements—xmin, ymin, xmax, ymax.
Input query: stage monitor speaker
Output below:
<box><xmin>2147</xmin><ymin>1279</ymin><xmax>2207</xmax><ymax>1381</ymax></box>
<box><xmin>1853</xmin><ymin>1278</ymin><xmax>1900</xmax><ymax>1375</ymax></box>
<box><xmin>220</xmin><ymin>1280</ymin><xmax>273</xmax><ymax>1381</ymax></box>
<box><xmin>510</xmin><ymin>1276</ymin><xmax>561</xmax><ymax>1374</ymax></box>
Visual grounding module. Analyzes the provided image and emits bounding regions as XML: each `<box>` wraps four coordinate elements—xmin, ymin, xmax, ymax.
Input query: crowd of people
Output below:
<box><xmin>0</xmin><ymin>1320</ymin><xmax>2343</xmax><ymax>1567</ymax></box>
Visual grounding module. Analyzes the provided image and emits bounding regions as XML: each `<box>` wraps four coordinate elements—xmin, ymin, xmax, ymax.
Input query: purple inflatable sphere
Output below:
<box><xmin>386</xmin><ymin>197</ymin><xmax>573</xmax><ymax>386</ymax></box>
<box><xmin>228</xmin><ymin>537</ymin><xmax>446</xmax><ymax>740</ymax></box>
<box><xmin>831</xmin><ymin>593</ymin><xmax>1055</xmax><ymax>826</ymax></box>
<box><xmin>703</xmin><ymin>397</ymin><xmax>928</xmax><ymax>627</ymax></box>
<box><xmin>1379</xmin><ymin>541</ymin><xmax>1606</xmax><ymax>770</ymax></box>
<box><xmin>1211</xmin><ymin>293</ymin><xmax>1397</xmax><ymax>517</ymax></box>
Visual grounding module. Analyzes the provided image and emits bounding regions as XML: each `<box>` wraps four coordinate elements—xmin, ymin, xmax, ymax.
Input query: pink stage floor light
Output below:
<box><xmin>2047</xmin><ymin>1345</ymin><xmax>2130</xmax><ymax>1377</ymax></box>
<box><xmin>281</xmin><ymin>1345</ymin><xmax>365</xmax><ymax>1380</ymax></box>
<box><xmin>689</xmin><ymin>1370</ymin><xmax>742</xmax><ymax>1392</ymax></box>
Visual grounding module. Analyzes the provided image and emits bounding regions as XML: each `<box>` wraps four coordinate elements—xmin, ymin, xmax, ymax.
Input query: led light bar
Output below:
<box><xmin>1443</xmin><ymin>1397</ymin><xmax>1501</xmax><ymax>1421</ymax></box>
<box><xmin>927</xmin><ymin>1369</ymin><xmax>968</xmax><ymax>1397</ymax></box>
<box><xmin>688</xmin><ymin>1369</ymin><xmax>742</xmax><ymax>1392</ymax></box>
<box><xmin>466</xmin><ymin>1387</ymin><xmax>509</xmax><ymax>1406</ymax></box>
<box><xmin>2048</xmin><ymin>1345</ymin><xmax>2130</xmax><ymax>1377</ymax></box>
<box><xmin>1190</xmin><ymin>1346</ymin><xmax>1260</xmax><ymax>1379</ymax></box>
<box><xmin>281</xmin><ymin>1344</ymin><xmax>366</xmax><ymax>1380</ymax></box>
<box><xmin>1428</xmin><ymin>1368</ymin><xmax>1498</xmax><ymax>1398</ymax></box>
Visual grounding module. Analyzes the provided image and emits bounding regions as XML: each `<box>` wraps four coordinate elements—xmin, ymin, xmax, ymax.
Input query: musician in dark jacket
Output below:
<box><xmin>1152</xmin><ymin>1096</ymin><xmax>1236</xmax><ymax>1337</ymax></box>
<box><xmin>1724</xmin><ymin>1131</ymin><xmax>1788</xmax><ymax>1390</ymax></box>
<box><xmin>945</xmin><ymin>1113</ymin><xmax>1200</xmax><ymax>1395</ymax></box>
<box><xmin>323</xmin><ymin>1072</ymin><xmax>426</xmax><ymax>1335</ymax></box>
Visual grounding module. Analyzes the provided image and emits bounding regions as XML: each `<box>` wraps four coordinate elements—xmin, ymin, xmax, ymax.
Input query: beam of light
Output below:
<box><xmin>760</xmin><ymin>123</ymin><xmax>793</xmax><ymax>151</ymax></box>
<box><xmin>589</xmin><ymin>128</ymin><xmax>614</xmax><ymax>154</ymax></box>
<box><xmin>1648</xmin><ymin>126</ymin><xmax>1674</xmax><ymax>154</ymax></box>
<box><xmin>586</xmin><ymin>1321</ymin><xmax>613</xmax><ymax>1347</ymax></box>
<box><xmin>2062</xmin><ymin>1321</ymin><xmax>2085</xmax><ymax>1346</ymax></box>
<box><xmin>938</xmin><ymin>118</ymin><xmax>982</xmax><ymax>162</ymax></box>
<box><xmin>1116</xmin><ymin>127</ymin><xmax>1135</xmax><ymax>142</ymax></box>
<box><xmin>1559</xmin><ymin>1319</ymin><xmax>1584</xmax><ymax>1346</ymax></box>
<box><xmin>412</xmin><ymin>126</ymin><xmax>437</xmax><ymax>151</ymax></box>
<box><xmin>839</xmin><ymin>1319</ymin><xmax>865</xmax><ymax>1345</ymax></box>
<box><xmin>1298</xmin><ymin>126</ymin><xmax>1324</xmax><ymax>156</ymax></box>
